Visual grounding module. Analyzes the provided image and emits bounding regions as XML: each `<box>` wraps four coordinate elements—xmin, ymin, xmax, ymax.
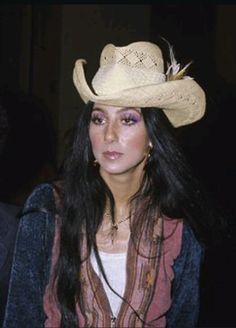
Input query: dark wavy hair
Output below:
<box><xmin>55</xmin><ymin>101</ymin><xmax>210</xmax><ymax>327</ymax></box>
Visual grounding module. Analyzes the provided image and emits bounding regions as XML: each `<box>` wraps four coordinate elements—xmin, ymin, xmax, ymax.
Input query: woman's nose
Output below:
<box><xmin>104</xmin><ymin>121</ymin><xmax>118</xmax><ymax>143</ymax></box>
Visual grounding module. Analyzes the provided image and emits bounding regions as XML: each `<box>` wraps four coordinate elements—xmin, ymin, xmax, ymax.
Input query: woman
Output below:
<box><xmin>4</xmin><ymin>41</ymin><xmax>207</xmax><ymax>327</ymax></box>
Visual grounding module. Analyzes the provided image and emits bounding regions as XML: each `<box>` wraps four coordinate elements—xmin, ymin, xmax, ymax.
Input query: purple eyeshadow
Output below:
<box><xmin>121</xmin><ymin>113</ymin><xmax>141</xmax><ymax>123</ymax></box>
<box><xmin>91</xmin><ymin>113</ymin><xmax>104</xmax><ymax>120</ymax></box>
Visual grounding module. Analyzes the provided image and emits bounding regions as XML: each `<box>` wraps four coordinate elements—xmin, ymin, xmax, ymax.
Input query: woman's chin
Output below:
<box><xmin>99</xmin><ymin>162</ymin><xmax>145</xmax><ymax>177</ymax></box>
<box><xmin>100</xmin><ymin>166</ymin><xmax>128</xmax><ymax>176</ymax></box>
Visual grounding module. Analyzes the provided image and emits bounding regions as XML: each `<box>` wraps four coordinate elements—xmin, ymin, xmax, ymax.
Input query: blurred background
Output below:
<box><xmin>0</xmin><ymin>4</ymin><xmax>235</xmax><ymax>327</ymax></box>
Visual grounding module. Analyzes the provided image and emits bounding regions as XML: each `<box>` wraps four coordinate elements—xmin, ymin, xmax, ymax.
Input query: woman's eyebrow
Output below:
<box><xmin>117</xmin><ymin>107</ymin><xmax>141</xmax><ymax>114</ymax></box>
<box><xmin>92</xmin><ymin>107</ymin><xmax>141</xmax><ymax>114</ymax></box>
<box><xmin>92</xmin><ymin>107</ymin><xmax>105</xmax><ymax>112</ymax></box>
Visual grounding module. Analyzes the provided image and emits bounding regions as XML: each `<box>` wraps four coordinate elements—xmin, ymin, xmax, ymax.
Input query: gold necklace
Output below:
<box><xmin>104</xmin><ymin>211</ymin><xmax>131</xmax><ymax>244</ymax></box>
<box><xmin>111</xmin><ymin>215</ymin><xmax>131</xmax><ymax>230</ymax></box>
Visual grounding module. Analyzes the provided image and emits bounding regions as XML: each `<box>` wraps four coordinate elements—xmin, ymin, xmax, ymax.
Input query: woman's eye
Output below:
<box><xmin>91</xmin><ymin>115</ymin><xmax>105</xmax><ymax>125</ymax></box>
<box><xmin>121</xmin><ymin>115</ymin><xmax>140</xmax><ymax>126</ymax></box>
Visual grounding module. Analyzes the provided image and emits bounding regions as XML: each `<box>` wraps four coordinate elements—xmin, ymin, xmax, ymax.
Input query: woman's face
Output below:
<box><xmin>89</xmin><ymin>103</ymin><xmax>150</xmax><ymax>176</ymax></box>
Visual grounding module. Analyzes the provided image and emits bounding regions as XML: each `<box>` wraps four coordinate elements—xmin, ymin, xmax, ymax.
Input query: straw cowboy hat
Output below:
<box><xmin>73</xmin><ymin>41</ymin><xmax>206</xmax><ymax>127</ymax></box>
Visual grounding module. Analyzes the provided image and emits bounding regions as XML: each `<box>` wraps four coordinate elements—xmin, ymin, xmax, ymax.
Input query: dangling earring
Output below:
<box><xmin>93</xmin><ymin>159</ymin><xmax>98</xmax><ymax>167</ymax></box>
<box><xmin>148</xmin><ymin>142</ymin><xmax>153</xmax><ymax>158</ymax></box>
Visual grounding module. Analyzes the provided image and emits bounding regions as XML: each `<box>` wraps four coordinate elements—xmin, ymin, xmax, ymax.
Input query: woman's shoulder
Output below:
<box><xmin>174</xmin><ymin>222</ymin><xmax>204</xmax><ymax>273</ymax></box>
<box><xmin>23</xmin><ymin>181</ymin><xmax>62</xmax><ymax>214</ymax></box>
<box><xmin>18</xmin><ymin>182</ymin><xmax>62</xmax><ymax>237</ymax></box>
<box><xmin>163</xmin><ymin>218</ymin><xmax>203</xmax><ymax>253</ymax></box>
<box><xmin>163</xmin><ymin>219</ymin><xmax>203</xmax><ymax>269</ymax></box>
<box><xmin>182</xmin><ymin>223</ymin><xmax>203</xmax><ymax>254</ymax></box>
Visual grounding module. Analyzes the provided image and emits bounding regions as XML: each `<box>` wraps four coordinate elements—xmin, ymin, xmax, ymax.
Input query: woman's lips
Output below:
<box><xmin>102</xmin><ymin>151</ymin><xmax>123</xmax><ymax>160</ymax></box>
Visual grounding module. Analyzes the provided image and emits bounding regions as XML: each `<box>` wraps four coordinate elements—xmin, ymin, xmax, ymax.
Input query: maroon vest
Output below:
<box><xmin>43</xmin><ymin>217</ymin><xmax>183</xmax><ymax>327</ymax></box>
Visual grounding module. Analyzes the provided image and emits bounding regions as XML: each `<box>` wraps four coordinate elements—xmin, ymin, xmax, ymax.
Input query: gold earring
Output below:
<box><xmin>93</xmin><ymin>159</ymin><xmax>98</xmax><ymax>167</ymax></box>
<box><xmin>148</xmin><ymin>142</ymin><xmax>153</xmax><ymax>158</ymax></box>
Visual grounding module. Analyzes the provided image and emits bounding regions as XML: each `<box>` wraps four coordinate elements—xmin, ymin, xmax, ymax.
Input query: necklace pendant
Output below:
<box><xmin>112</xmin><ymin>223</ymin><xmax>118</xmax><ymax>230</ymax></box>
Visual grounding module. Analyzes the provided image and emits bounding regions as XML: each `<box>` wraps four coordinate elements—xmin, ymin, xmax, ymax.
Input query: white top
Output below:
<box><xmin>90</xmin><ymin>250</ymin><xmax>127</xmax><ymax>316</ymax></box>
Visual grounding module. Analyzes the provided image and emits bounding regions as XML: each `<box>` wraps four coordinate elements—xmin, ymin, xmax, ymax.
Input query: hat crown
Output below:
<box><xmin>100</xmin><ymin>42</ymin><xmax>164</xmax><ymax>72</ymax></box>
<box><xmin>92</xmin><ymin>42</ymin><xmax>166</xmax><ymax>95</ymax></box>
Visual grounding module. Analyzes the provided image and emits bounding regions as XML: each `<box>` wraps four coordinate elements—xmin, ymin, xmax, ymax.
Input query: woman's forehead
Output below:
<box><xmin>93</xmin><ymin>103</ymin><xmax>141</xmax><ymax>113</ymax></box>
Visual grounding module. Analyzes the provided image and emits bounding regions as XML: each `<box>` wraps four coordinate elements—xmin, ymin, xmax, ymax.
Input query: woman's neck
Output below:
<box><xmin>96</xmin><ymin>166</ymin><xmax>145</xmax><ymax>252</ymax></box>
<box><xmin>100</xmin><ymin>168</ymin><xmax>144</xmax><ymax>209</ymax></box>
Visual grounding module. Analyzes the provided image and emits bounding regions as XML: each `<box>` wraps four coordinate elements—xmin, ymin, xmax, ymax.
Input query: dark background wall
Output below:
<box><xmin>0</xmin><ymin>4</ymin><xmax>235</xmax><ymax>327</ymax></box>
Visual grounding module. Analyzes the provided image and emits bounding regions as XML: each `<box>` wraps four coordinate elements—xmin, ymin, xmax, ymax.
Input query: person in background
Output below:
<box><xmin>0</xmin><ymin>90</ymin><xmax>57</xmax><ymax>325</ymax></box>
<box><xmin>4</xmin><ymin>40</ymin><xmax>211</xmax><ymax>328</ymax></box>
<box><xmin>0</xmin><ymin>104</ymin><xmax>20</xmax><ymax>326</ymax></box>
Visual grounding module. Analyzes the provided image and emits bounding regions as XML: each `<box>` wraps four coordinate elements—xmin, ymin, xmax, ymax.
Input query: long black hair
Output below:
<box><xmin>55</xmin><ymin>101</ymin><xmax>212</xmax><ymax>327</ymax></box>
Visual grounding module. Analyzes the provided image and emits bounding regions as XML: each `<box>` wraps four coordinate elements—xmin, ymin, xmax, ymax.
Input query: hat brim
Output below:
<box><xmin>73</xmin><ymin>59</ymin><xmax>206</xmax><ymax>127</ymax></box>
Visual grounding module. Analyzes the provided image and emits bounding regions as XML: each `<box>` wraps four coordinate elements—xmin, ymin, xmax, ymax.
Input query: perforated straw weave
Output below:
<box><xmin>73</xmin><ymin>41</ymin><xmax>206</xmax><ymax>127</ymax></box>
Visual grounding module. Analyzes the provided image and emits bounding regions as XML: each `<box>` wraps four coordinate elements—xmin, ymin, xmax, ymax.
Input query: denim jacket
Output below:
<box><xmin>3</xmin><ymin>183</ymin><xmax>203</xmax><ymax>328</ymax></box>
